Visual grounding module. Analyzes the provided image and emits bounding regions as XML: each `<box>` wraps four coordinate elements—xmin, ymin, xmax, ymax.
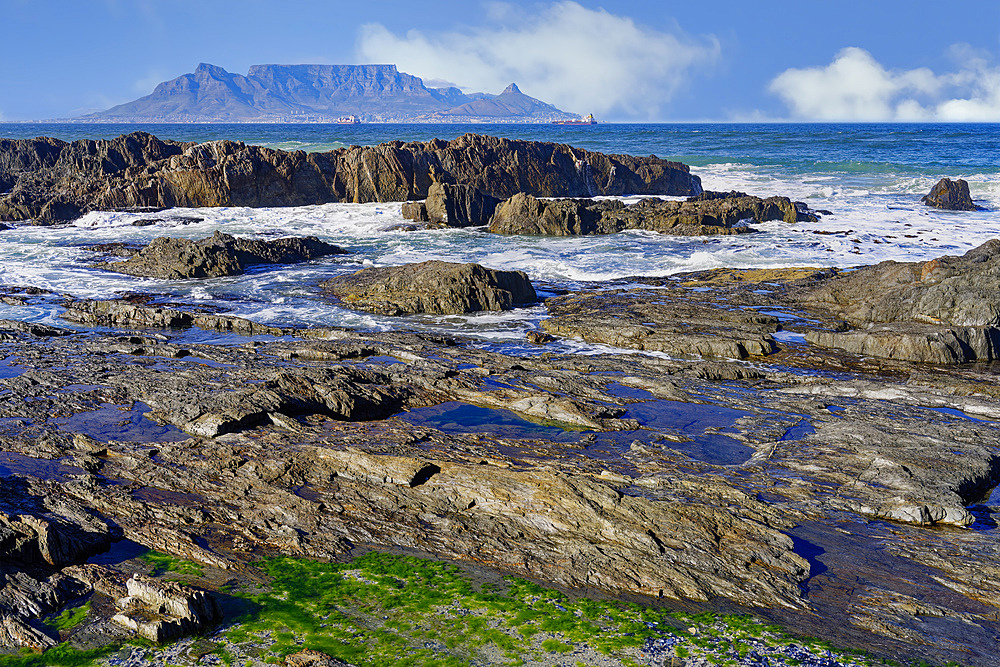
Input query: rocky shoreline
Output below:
<box><xmin>0</xmin><ymin>132</ymin><xmax>700</xmax><ymax>224</ymax></box>
<box><xmin>0</xmin><ymin>135</ymin><xmax>997</xmax><ymax>667</ymax></box>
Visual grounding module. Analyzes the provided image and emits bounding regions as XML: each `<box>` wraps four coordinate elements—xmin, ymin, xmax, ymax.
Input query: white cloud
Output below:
<box><xmin>769</xmin><ymin>46</ymin><xmax>1000</xmax><ymax>122</ymax></box>
<box><xmin>355</xmin><ymin>1</ymin><xmax>720</xmax><ymax>120</ymax></box>
<box><xmin>133</xmin><ymin>69</ymin><xmax>172</xmax><ymax>95</ymax></box>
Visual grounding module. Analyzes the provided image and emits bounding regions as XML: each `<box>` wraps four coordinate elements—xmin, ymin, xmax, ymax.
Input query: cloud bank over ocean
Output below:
<box><xmin>356</xmin><ymin>1</ymin><xmax>720</xmax><ymax>120</ymax></box>
<box><xmin>770</xmin><ymin>46</ymin><xmax>1000</xmax><ymax>122</ymax></box>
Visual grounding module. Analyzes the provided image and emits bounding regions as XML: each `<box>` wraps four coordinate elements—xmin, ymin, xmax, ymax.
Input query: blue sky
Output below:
<box><xmin>0</xmin><ymin>0</ymin><xmax>998</xmax><ymax>121</ymax></box>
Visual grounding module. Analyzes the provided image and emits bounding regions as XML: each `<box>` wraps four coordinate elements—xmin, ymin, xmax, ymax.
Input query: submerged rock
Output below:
<box><xmin>97</xmin><ymin>231</ymin><xmax>345</xmax><ymax>279</ymax></box>
<box><xmin>921</xmin><ymin>177</ymin><xmax>981</xmax><ymax>211</ymax></box>
<box><xmin>0</xmin><ymin>132</ymin><xmax>702</xmax><ymax>223</ymax></box>
<box><xmin>321</xmin><ymin>260</ymin><xmax>537</xmax><ymax>315</ymax></box>
<box><xmin>488</xmin><ymin>191</ymin><xmax>817</xmax><ymax>236</ymax></box>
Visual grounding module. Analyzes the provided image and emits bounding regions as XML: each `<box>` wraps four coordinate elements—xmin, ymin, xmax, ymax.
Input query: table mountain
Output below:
<box><xmin>78</xmin><ymin>64</ymin><xmax>581</xmax><ymax>123</ymax></box>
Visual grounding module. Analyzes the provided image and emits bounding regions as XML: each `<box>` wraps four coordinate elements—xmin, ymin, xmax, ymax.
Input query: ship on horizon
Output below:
<box><xmin>552</xmin><ymin>114</ymin><xmax>596</xmax><ymax>125</ymax></box>
<box><xmin>336</xmin><ymin>115</ymin><xmax>361</xmax><ymax>125</ymax></box>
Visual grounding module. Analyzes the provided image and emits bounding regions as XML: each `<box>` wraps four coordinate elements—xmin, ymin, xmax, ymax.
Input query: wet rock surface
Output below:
<box><xmin>401</xmin><ymin>182</ymin><xmax>502</xmax><ymax>228</ymax></box>
<box><xmin>0</xmin><ymin>245</ymin><xmax>998</xmax><ymax>665</ymax></box>
<box><xmin>96</xmin><ymin>231</ymin><xmax>346</xmax><ymax>279</ymax></box>
<box><xmin>542</xmin><ymin>288</ymin><xmax>781</xmax><ymax>359</ymax></box>
<box><xmin>488</xmin><ymin>190</ymin><xmax>817</xmax><ymax>236</ymax></box>
<box><xmin>320</xmin><ymin>260</ymin><xmax>537</xmax><ymax>315</ymax></box>
<box><xmin>922</xmin><ymin>177</ymin><xmax>982</xmax><ymax>211</ymax></box>
<box><xmin>0</xmin><ymin>132</ymin><xmax>701</xmax><ymax>223</ymax></box>
<box><xmin>797</xmin><ymin>239</ymin><xmax>1000</xmax><ymax>362</ymax></box>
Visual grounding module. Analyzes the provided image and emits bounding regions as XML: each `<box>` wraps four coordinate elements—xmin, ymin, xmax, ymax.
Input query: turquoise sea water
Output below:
<box><xmin>1</xmin><ymin>122</ymin><xmax>998</xmax><ymax>348</ymax></box>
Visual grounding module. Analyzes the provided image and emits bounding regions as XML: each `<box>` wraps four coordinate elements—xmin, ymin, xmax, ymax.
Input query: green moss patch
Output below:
<box><xmin>139</xmin><ymin>550</ymin><xmax>205</xmax><ymax>578</ymax></box>
<box><xmin>46</xmin><ymin>603</ymin><xmax>91</xmax><ymax>633</ymax></box>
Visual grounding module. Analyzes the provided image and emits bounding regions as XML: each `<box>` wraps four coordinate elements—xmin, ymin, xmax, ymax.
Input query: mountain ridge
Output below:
<box><xmin>80</xmin><ymin>64</ymin><xmax>582</xmax><ymax>124</ymax></box>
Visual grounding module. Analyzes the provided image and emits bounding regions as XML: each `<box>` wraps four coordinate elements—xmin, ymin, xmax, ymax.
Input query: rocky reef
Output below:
<box><xmin>0</xmin><ymin>132</ymin><xmax>998</xmax><ymax>666</ymax></box>
<box><xmin>400</xmin><ymin>188</ymin><xmax>820</xmax><ymax>236</ymax></box>
<box><xmin>488</xmin><ymin>191</ymin><xmax>817</xmax><ymax>236</ymax></box>
<box><xmin>0</xmin><ymin>132</ymin><xmax>701</xmax><ymax>223</ymax></box>
<box><xmin>0</xmin><ymin>235</ymin><xmax>998</xmax><ymax>664</ymax></box>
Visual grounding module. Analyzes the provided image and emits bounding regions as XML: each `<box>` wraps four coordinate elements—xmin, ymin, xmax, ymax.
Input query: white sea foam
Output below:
<box><xmin>2</xmin><ymin>161</ymin><xmax>998</xmax><ymax>349</ymax></box>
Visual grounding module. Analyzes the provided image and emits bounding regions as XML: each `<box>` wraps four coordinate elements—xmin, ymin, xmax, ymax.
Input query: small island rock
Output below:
<box><xmin>921</xmin><ymin>177</ymin><xmax>981</xmax><ymax>211</ymax></box>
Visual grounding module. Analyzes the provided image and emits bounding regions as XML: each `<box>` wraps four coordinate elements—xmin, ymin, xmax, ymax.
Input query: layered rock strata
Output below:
<box><xmin>542</xmin><ymin>290</ymin><xmax>781</xmax><ymax>359</ymax></box>
<box><xmin>0</xmin><ymin>132</ymin><xmax>701</xmax><ymax>223</ymax></box>
<box><xmin>0</xmin><ymin>307</ymin><xmax>997</xmax><ymax>663</ymax></box>
<box><xmin>321</xmin><ymin>261</ymin><xmax>537</xmax><ymax>315</ymax></box>
<box><xmin>0</xmin><ymin>244</ymin><xmax>999</xmax><ymax>664</ymax></box>
<box><xmin>111</xmin><ymin>575</ymin><xmax>220</xmax><ymax>642</ymax></box>
<box><xmin>797</xmin><ymin>239</ymin><xmax>1000</xmax><ymax>362</ymax></box>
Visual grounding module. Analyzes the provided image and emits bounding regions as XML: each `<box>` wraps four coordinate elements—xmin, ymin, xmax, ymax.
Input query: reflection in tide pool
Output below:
<box><xmin>51</xmin><ymin>402</ymin><xmax>189</xmax><ymax>443</ymax></box>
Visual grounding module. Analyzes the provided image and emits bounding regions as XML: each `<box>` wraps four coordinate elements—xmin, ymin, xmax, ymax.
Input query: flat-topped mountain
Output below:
<box><xmin>79</xmin><ymin>64</ymin><xmax>580</xmax><ymax>123</ymax></box>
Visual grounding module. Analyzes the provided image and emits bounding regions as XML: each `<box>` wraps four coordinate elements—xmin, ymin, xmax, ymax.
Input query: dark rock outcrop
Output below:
<box><xmin>97</xmin><ymin>231</ymin><xmax>345</xmax><ymax>279</ymax></box>
<box><xmin>0</xmin><ymin>132</ymin><xmax>702</xmax><ymax>224</ymax></box>
<box><xmin>400</xmin><ymin>182</ymin><xmax>500</xmax><ymax>227</ymax></box>
<box><xmin>488</xmin><ymin>191</ymin><xmax>817</xmax><ymax>236</ymax></box>
<box><xmin>797</xmin><ymin>239</ymin><xmax>1000</xmax><ymax>362</ymax></box>
<box><xmin>422</xmin><ymin>182</ymin><xmax>501</xmax><ymax>227</ymax></box>
<box><xmin>321</xmin><ymin>261</ymin><xmax>537</xmax><ymax>315</ymax></box>
<box><xmin>921</xmin><ymin>177</ymin><xmax>981</xmax><ymax>211</ymax></box>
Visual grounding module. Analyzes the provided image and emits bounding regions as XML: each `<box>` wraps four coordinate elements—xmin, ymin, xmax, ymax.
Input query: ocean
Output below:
<box><xmin>1</xmin><ymin>122</ymin><xmax>998</xmax><ymax>353</ymax></box>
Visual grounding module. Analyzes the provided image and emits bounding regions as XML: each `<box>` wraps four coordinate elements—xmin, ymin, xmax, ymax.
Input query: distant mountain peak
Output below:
<box><xmin>195</xmin><ymin>63</ymin><xmax>227</xmax><ymax>75</ymax></box>
<box><xmin>81</xmin><ymin>65</ymin><xmax>578</xmax><ymax>123</ymax></box>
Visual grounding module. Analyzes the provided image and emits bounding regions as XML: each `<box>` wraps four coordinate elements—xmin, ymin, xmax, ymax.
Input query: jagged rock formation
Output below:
<box><xmin>488</xmin><ymin>191</ymin><xmax>817</xmax><ymax>236</ymax></box>
<box><xmin>0</xmin><ymin>132</ymin><xmax>701</xmax><ymax>224</ymax></box>
<box><xmin>112</xmin><ymin>575</ymin><xmax>221</xmax><ymax>642</ymax></box>
<box><xmin>96</xmin><ymin>231</ymin><xmax>345</xmax><ymax>279</ymax></box>
<box><xmin>0</xmin><ymin>478</ymin><xmax>122</xmax><ymax>649</ymax></box>
<box><xmin>80</xmin><ymin>64</ymin><xmax>579</xmax><ymax>123</ymax></box>
<box><xmin>321</xmin><ymin>261</ymin><xmax>537</xmax><ymax>315</ymax></box>
<box><xmin>401</xmin><ymin>182</ymin><xmax>501</xmax><ymax>228</ymax></box>
<box><xmin>797</xmin><ymin>239</ymin><xmax>1000</xmax><ymax>363</ymax></box>
<box><xmin>921</xmin><ymin>177</ymin><xmax>982</xmax><ymax>211</ymax></box>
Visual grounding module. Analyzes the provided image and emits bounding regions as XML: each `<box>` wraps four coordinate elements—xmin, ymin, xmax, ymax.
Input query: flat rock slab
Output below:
<box><xmin>321</xmin><ymin>260</ymin><xmax>537</xmax><ymax>315</ymax></box>
<box><xmin>97</xmin><ymin>231</ymin><xmax>345</xmax><ymax>279</ymax></box>
<box><xmin>542</xmin><ymin>288</ymin><xmax>780</xmax><ymax>359</ymax></box>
